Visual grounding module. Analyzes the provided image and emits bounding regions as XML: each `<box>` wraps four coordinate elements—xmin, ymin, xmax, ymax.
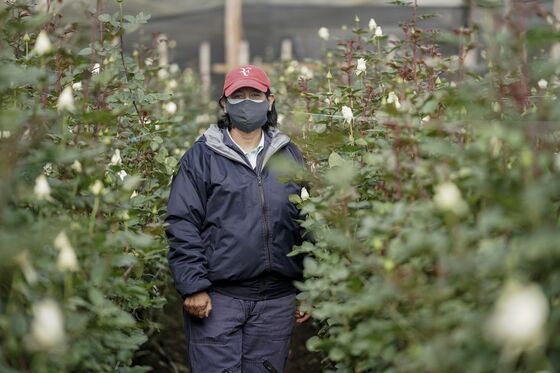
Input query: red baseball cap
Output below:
<box><xmin>223</xmin><ymin>65</ymin><xmax>270</xmax><ymax>97</ymax></box>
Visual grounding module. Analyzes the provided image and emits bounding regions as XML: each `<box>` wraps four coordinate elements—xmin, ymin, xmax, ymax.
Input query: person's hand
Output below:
<box><xmin>295</xmin><ymin>307</ymin><xmax>311</xmax><ymax>324</ymax></box>
<box><xmin>184</xmin><ymin>291</ymin><xmax>212</xmax><ymax>318</ymax></box>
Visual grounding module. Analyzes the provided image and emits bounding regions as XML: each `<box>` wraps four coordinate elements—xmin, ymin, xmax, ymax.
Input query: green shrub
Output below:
<box><xmin>0</xmin><ymin>1</ymin><xmax>208</xmax><ymax>371</ymax></box>
<box><xmin>277</xmin><ymin>5</ymin><xmax>560</xmax><ymax>372</ymax></box>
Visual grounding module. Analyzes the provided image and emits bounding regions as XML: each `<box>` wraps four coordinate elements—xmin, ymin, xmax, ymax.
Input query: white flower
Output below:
<box><xmin>71</xmin><ymin>160</ymin><xmax>82</xmax><ymax>173</ymax></box>
<box><xmin>433</xmin><ymin>181</ymin><xmax>467</xmax><ymax>215</ymax></box>
<box><xmin>157</xmin><ymin>68</ymin><xmax>169</xmax><ymax>80</ymax></box>
<box><xmin>30</xmin><ymin>299</ymin><xmax>65</xmax><ymax>350</ymax></box>
<box><xmin>72</xmin><ymin>81</ymin><xmax>82</xmax><ymax>91</ymax></box>
<box><xmin>56</xmin><ymin>86</ymin><xmax>75</xmax><ymax>113</ymax></box>
<box><xmin>54</xmin><ymin>231</ymin><xmax>79</xmax><ymax>272</ymax></box>
<box><xmin>368</xmin><ymin>18</ymin><xmax>377</xmax><ymax>32</ymax></box>
<box><xmin>145</xmin><ymin>57</ymin><xmax>153</xmax><ymax>66</ymax></box>
<box><xmin>554</xmin><ymin>153</ymin><xmax>560</xmax><ymax>172</ymax></box>
<box><xmin>300</xmin><ymin>187</ymin><xmax>310</xmax><ymax>201</ymax></box>
<box><xmin>130</xmin><ymin>190</ymin><xmax>139</xmax><ymax>199</ymax></box>
<box><xmin>421</xmin><ymin>115</ymin><xmax>431</xmax><ymax>124</ymax></box>
<box><xmin>169</xmin><ymin>63</ymin><xmax>180</xmax><ymax>74</ymax></box>
<box><xmin>167</xmin><ymin>79</ymin><xmax>178</xmax><ymax>90</ymax></box>
<box><xmin>91</xmin><ymin>63</ymin><xmax>100</xmax><ymax>75</ymax></box>
<box><xmin>32</xmin><ymin>30</ymin><xmax>52</xmax><ymax>56</ymax></box>
<box><xmin>117</xmin><ymin>169</ymin><xmax>127</xmax><ymax>181</ymax></box>
<box><xmin>487</xmin><ymin>282</ymin><xmax>549</xmax><ymax>349</ymax></box>
<box><xmin>1</xmin><ymin>130</ymin><xmax>11</xmax><ymax>138</ymax></box>
<box><xmin>538</xmin><ymin>79</ymin><xmax>548</xmax><ymax>89</ymax></box>
<box><xmin>110</xmin><ymin>149</ymin><xmax>122</xmax><ymax>166</ymax></box>
<box><xmin>341</xmin><ymin>106</ymin><xmax>353</xmax><ymax>124</ymax></box>
<box><xmin>299</xmin><ymin>66</ymin><xmax>314</xmax><ymax>80</ymax></box>
<box><xmin>164</xmin><ymin>101</ymin><xmax>177</xmax><ymax>115</ymax></box>
<box><xmin>15</xmin><ymin>250</ymin><xmax>38</xmax><ymax>285</ymax></box>
<box><xmin>387</xmin><ymin>91</ymin><xmax>401</xmax><ymax>109</ymax></box>
<box><xmin>43</xmin><ymin>162</ymin><xmax>53</xmax><ymax>175</ymax></box>
<box><xmin>90</xmin><ymin>180</ymin><xmax>104</xmax><ymax>196</ymax></box>
<box><xmin>318</xmin><ymin>27</ymin><xmax>330</xmax><ymax>41</ymax></box>
<box><xmin>34</xmin><ymin>174</ymin><xmax>51</xmax><ymax>200</ymax></box>
<box><xmin>355</xmin><ymin>58</ymin><xmax>367</xmax><ymax>76</ymax></box>
<box><xmin>374</xmin><ymin>26</ymin><xmax>383</xmax><ymax>38</ymax></box>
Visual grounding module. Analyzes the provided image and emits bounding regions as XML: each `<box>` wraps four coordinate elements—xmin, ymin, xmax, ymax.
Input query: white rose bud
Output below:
<box><xmin>299</xmin><ymin>66</ymin><xmax>314</xmax><ymax>80</ymax></box>
<box><xmin>72</xmin><ymin>81</ymin><xmax>82</xmax><ymax>91</ymax></box>
<box><xmin>56</xmin><ymin>86</ymin><xmax>75</xmax><ymax>113</ymax></box>
<box><xmin>341</xmin><ymin>106</ymin><xmax>353</xmax><ymax>124</ymax></box>
<box><xmin>554</xmin><ymin>153</ymin><xmax>560</xmax><ymax>172</ymax></box>
<box><xmin>433</xmin><ymin>181</ymin><xmax>468</xmax><ymax>215</ymax></box>
<box><xmin>110</xmin><ymin>149</ymin><xmax>122</xmax><ymax>166</ymax></box>
<box><xmin>130</xmin><ymin>190</ymin><xmax>139</xmax><ymax>199</ymax></box>
<box><xmin>32</xmin><ymin>30</ymin><xmax>52</xmax><ymax>56</ymax></box>
<box><xmin>71</xmin><ymin>160</ymin><xmax>82</xmax><ymax>173</ymax></box>
<box><xmin>157</xmin><ymin>68</ymin><xmax>169</xmax><ymax>80</ymax></box>
<box><xmin>34</xmin><ymin>174</ymin><xmax>51</xmax><ymax>200</ymax></box>
<box><xmin>387</xmin><ymin>91</ymin><xmax>401</xmax><ymax>109</ymax></box>
<box><xmin>169</xmin><ymin>63</ymin><xmax>180</xmax><ymax>74</ymax></box>
<box><xmin>90</xmin><ymin>180</ymin><xmax>104</xmax><ymax>196</ymax></box>
<box><xmin>54</xmin><ymin>231</ymin><xmax>79</xmax><ymax>272</ymax></box>
<box><xmin>375</xmin><ymin>26</ymin><xmax>383</xmax><ymax>38</ymax></box>
<box><xmin>167</xmin><ymin>79</ymin><xmax>178</xmax><ymax>90</ymax></box>
<box><xmin>318</xmin><ymin>27</ymin><xmax>330</xmax><ymax>41</ymax></box>
<box><xmin>91</xmin><ymin>63</ymin><xmax>101</xmax><ymax>75</ymax></box>
<box><xmin>300</xmin><ymin>187</ymin><xmax>310</xmax><ymax>201</ymax></box>
<box><xmin>164</xmin><ymin>101</ymin><xmax>177</xmax><ymax>115</ymax></box>
<box><xmin>117</xmin><ymin>169</ymin><xmax>127</xmax><ymax>181</ymax></box>
<box><xmin>487</xmin><ymin>282</ymin><xmax>549</xmax><ymax>349</ymax></box>
<box><xmin>538</xmin><ymin>79</ymin><xmax>548</xmax><ymax>90</ymax></box>
<box><xmin>368</xmin><ymin>18</ymin><xmax>377</xmax><ymax>32</ymax></box>
<box><xmin>30</xmin><ymin>299</ymin><xmax>65</xmax><ymax>350</ymax></box>
<box><xmin>355</xmin><ymin>58</ymin><xmax>367</xmax><ymax>76</ymax></box>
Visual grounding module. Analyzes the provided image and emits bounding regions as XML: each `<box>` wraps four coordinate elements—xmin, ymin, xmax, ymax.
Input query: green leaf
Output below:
<box><xmin>78</xmin><ymin>47</ymin><xmax>93</xmax><ymax>56</ymax></box>
<box><xmin>328</xmin><ymin>151</ymin><xmax>344</xmax><ymax>168</ymax></box>
<box><xmin>98</xmin><ymin>14</ymin><xmax>111</xmax><ymax>23</ymax></box>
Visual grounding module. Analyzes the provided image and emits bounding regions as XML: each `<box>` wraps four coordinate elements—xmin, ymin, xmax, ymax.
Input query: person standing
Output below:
<box><xmin>165</xmin><ymin>65</ymin><xmax>311</xmax><ymax>373</ymax></box>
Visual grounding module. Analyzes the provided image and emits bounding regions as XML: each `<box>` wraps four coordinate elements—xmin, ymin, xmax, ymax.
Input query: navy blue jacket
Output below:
<box><xmin>165</xmin><ymin>124</ymin><xmax>306</xmax><ymax>299</ymax></box>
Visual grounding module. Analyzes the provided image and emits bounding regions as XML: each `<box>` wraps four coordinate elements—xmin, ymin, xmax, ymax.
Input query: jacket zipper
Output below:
<box><xmin>257</xmin><ymin>174</ymin><xmax>272</xmax><ymax>272</ymax></box>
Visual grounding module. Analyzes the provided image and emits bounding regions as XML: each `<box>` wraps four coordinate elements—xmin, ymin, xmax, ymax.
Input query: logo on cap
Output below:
<box><xmin>240</xmin><ymin>67</ymin><xmax>252</xmax><ymax>76</ymax></box>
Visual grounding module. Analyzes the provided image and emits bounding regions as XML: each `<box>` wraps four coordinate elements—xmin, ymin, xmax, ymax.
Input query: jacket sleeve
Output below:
<box><xmin>165</xmin><ymin>153</ymin><xmax>212</xmax><ymax>299</ymax></box>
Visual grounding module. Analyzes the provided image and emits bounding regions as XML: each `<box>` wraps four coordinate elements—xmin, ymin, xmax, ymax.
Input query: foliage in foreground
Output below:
<box><xmin>0</xmin><ymin>1</ymin><xmax>208</xmax><ymax>371</ymax></box>
<box><xmin>278</xmin><ymin>3</ymin><xmax>560</xmax><ymax>372</ymax></box>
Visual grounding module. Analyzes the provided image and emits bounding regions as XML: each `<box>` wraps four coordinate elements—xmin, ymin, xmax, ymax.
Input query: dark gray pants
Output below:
<box><xmin>182</xmin><ymin>290</ymin><xmax>297</xmax><ymax>373</ymax></box>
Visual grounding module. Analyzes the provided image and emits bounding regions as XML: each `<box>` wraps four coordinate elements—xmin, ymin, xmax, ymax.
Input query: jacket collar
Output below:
<box><xmin>203</xmin><ymin>124</ymin><xmax>290</xmax><ymax>172</ymax></box>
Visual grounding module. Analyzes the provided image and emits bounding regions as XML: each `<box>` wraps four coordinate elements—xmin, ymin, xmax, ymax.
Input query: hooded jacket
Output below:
<box><xmin>165</xmin><ymin>123</ymin><xmax>306</xmax><ymax>300</ymax></box>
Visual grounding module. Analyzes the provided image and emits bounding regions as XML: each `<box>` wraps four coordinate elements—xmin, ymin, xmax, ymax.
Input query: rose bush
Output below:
<box><xmin>274</xmin><ymin>3</ymin><xmax>560</xmax><ymax>372</ymax></box>
<box><xmin>0</xmin><ymin>1</ymin><xmax>209</xmax><ymax>371</ymax></box>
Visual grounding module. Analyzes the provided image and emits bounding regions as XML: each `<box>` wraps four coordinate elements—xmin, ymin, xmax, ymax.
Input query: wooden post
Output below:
<box><xmin>199</xmin><ymin>41</ymin><xmax>211</xmax><ymax>98</ymax></box>
<box><xmin>464</xmin><ymin>0</ymin><xmax>478</xmax><ymax>69</ymax></box>
<box><xmin>552</xmin><ymin>0</ymin><xmax>560</xmax><ymax>61</ymax></box>
<box><xmin>225</xmin><ymin>0</ymin><xmax>242</xmax><ymax>69</ymax></box>
<box><xmin>281</xmin><ymin>38</ymin><xmax>293</xmax><ymax>61</ymax></box>
<box><xmin>157</xmin><ymin>33</ymin><xmax>168</xmax><ymax>67</ymax></box>
<box><xmin>240</xmin><ymin>40</ymin><xmax>250</xmax><ymax>66</ymax></box>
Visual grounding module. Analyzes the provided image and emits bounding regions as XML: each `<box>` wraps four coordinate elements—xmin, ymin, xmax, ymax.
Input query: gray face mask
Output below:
<box><xmin>226</xmin><ymin>99</ymin><xmax>269</xmax><ymax>133</ymax></box>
